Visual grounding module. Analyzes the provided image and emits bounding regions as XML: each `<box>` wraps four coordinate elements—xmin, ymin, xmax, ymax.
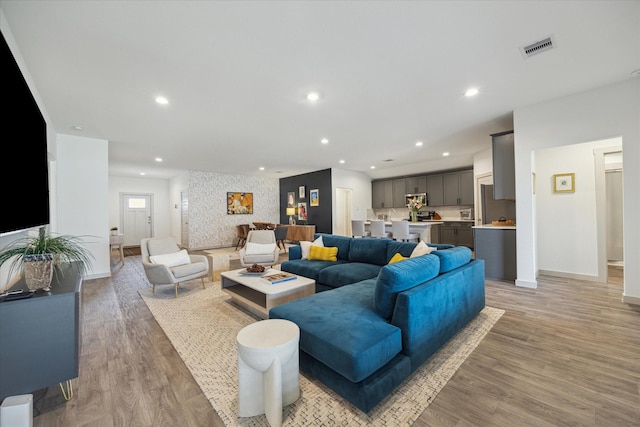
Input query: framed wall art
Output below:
<box><xmin>227</xmin><ymin>192</ymin><xmax>253</xmax><ymax>214</ymax></box>
<box><xmin>553</xmin><ymin>173</ymin><xmax>575</xmax><ymax>193</ymax></box>
<box><xmin>310</xmin><ymin>189</ymin><xmax>319</xmax><ymax>206</ymax></box>
<box><xmin>298</xmin><ymin>202</ymin><xmax>307</xmax><ymax>220</ymax></box>
<box><xmin>299</xmin><ymin>185</ymin><xmax>306</xmax><ymax>198</ymax></box>
<box><xmin>287</xmin><ymin>192</ymin><xmax>296</xmax><ymax>207</ymax></box>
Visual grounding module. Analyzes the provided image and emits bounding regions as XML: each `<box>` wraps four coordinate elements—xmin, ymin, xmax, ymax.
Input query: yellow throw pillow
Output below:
<box><xmin>388</xmin><ymin>253</ymin><xmax>408</xmax><ymax>264</ymax></box>
<box><xmin>308</xmin><ymin>245</ymin><xmax>338</xmax><ymax>262</ymax></box>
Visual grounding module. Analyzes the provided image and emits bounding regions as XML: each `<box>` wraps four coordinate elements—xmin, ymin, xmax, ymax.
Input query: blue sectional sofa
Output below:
<box><xmin>269</xmin><ymin>234</ymin><xmax>485</xmax><ymax>413</ymax></box>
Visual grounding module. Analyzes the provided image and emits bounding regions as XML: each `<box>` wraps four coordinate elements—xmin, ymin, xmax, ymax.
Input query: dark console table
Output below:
<box><xmin>0</xmin><ymin>262</ymin><xmax>82</xmax><ymax>401</ymax></box>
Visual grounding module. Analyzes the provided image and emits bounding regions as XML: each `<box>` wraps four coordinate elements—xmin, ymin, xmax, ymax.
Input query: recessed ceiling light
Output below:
<box><xmin>155</xmin><ymin>96</ymin><xmax>169</xmax><ymax>105</ymax></box>
<box><xmin>155</xmin><ymin>157</ymin><xmax>163</xmax><ymax>162</ymax></box>
<box><xmin>139</xmin><ymin>172</ymin><xmax>146</xmax><ymax>176</ymax></box>
<box><xmin>442</xmin><ymin>152</ymin><xmax>450</xmax><ymax>157</ymax></box>
<box><xmin>321</xmin><ymin>138</ymin><xmax>329</xmax><ymax>144</ymax></box>
<box><xmin>632</xmin><ymin>69</ymin><xmax>640</xmax><ymax>78</ymax></box>
<box><xmin>415</xmin><ymin>141</ymin><xmax>423</xmax><ymax>147</ymax></box>
<box><xmin>72</xmin><ymin>125</ymin><xmax>83</xmax><ymax>131</ymax></box>
<box><xmin>464</xmin><ymin>88</ymin><xmax>479</xmax><ymax>97</ymax></box>
<box><xmin>339</xmin><ymin>160</ymin><xmax>345</xmax><ymax>164</ymax></box>
<box><xmin>370</xmin><ymin>166</ymin><xmax>376</xmax><ymax>169</ymax></box>
<box><xmin>259</xmin><ymin>166</ymin><xmax>265</xmax><ymax>171</ymax></box>
<box><xmin>306</xmin><ymin>92</ymin><xmax>320</xmax><ymax>102</ymax></box>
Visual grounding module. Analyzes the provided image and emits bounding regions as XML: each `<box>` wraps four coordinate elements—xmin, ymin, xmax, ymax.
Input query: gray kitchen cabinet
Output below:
<box><xmin>393</xmin><ymin>178</ymin><xmax>407</xmax><ymax>207</ymax></box>
<box><xmin>372</xmin><ymin>180</ymin><xmax>393</xmax><ymax>208</ymax></box>
<box><xmin>426</xmin><ymin>174</ymin><xmax>444</xmax><ymax>206</ymax></box>
<box><xmin>405</xmin><ymin>175</ymin><xmax>427</xmax><ymax>194</ymax></box>
<box><xmin>492</xmin><ymin>130</ymin><xmax>515</xmax><ymax>200</ymax></box>
<box><xmin>439</xmin><ymin>221</ymin><xmax>474</xmax><ymax>249</ymax></box>
<box><xmin>474</xmin><ymin>227</ymin><xmax>517</xmax><ymax>280</ymax></box>
<box><xmin>443</xmin><ymin>169</ymin><xmax>473</xmax><ymax>206</ymax></box>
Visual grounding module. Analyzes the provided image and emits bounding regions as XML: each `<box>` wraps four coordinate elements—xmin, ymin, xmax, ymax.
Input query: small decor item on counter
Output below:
<box><xmin>407</xmin><ymin>197</ymin><xmax>424</xmax><ymax>223</ymax></box>
<box><xmin>23</xmin><ymin>254</ymin><xmax>54</xmax><ymax>291</ymax></box>
<box><xmin>432</xmin><ymin>212</ymin><xmax>442</xmax><ymax>220</ymax></box>
<box><xmin>491</xmin><ymin>217</ymin><xmax>515</xmax><ymax>226</ymax></box>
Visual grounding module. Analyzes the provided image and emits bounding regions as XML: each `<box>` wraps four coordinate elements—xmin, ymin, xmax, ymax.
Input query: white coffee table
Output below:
<box><xmin>221</xmin><ymin>268</ymin><xmax>315</xmax><ymax>319</ymax></box>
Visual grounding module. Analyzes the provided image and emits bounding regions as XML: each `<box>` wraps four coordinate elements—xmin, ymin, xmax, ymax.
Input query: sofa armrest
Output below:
<box><xmin>142</xmin><ymin>260</ymin><xmax>176</xmax><ymax>284</ymax></box>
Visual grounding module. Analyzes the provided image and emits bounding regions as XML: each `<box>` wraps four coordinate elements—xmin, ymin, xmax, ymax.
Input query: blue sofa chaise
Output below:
<box><xmin>270</xmin><ymin>234</ymin><xmax>485</xmax><ymax>413</ymax></box>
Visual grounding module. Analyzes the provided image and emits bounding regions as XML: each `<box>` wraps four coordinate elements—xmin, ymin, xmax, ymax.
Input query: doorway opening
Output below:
<box><xmin>119</xmin><ymin>193</ymin><xmax>153</xmax><ymax>248</ymax></box>
<box><xmin>334</xmin><ymin>188</ymin><xmax>353</xmax><ymax>236</ymax></box>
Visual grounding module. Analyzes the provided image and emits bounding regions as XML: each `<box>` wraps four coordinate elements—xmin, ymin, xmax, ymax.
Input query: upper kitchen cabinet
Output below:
<box><xmin>393</xmin><ymin>178</ymin><xmax>407</xmax><ymax>207</ymax></box>
<box><xmin>492</xmin><ymin>130</ymin><xmax>515</xmax><ymax>200</ymax></box>
<box><xmin>443</xmin><ymin>169</ymin><xmax>473</xmax><ymax>206</ymax></box>
<box><xmin>372</xmin><ymin>180</ymin><xmax>393</xmax><ymax>208</ymax></box>
<box><xmin>405</xmin><ymin>176</ymin><xmax>427</xmax><ymax>194</ymax></box>
<box><xmin>426</xmin><ymin>174</ymin><xmax>444</xmax><ymax>206</ymax></box>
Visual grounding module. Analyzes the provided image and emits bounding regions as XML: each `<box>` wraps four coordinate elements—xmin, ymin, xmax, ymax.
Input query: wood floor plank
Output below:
<box><xmin>30</xmin><ymin>252</ymin><xmax>638</xmax><ymax>427</ymax></box>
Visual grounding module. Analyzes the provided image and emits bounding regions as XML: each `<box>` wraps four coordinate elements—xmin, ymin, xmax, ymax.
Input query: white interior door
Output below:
<box><xmin>335</xmin><ymin>188</ymin><xmax>353</xmax><ymax>236</ymax></box>
<box><xmin>181</xmin><ymin>191</ymin><xmax>189</xmax><ymax>248</ymax></box>
<box><xmin>120</xmin><ymin>193</ymin><xmax>153</xmax><ymax>247</ymax></box>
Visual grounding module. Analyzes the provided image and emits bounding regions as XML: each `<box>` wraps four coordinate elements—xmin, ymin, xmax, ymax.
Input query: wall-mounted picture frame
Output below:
<box><xmin>298</xmin><ymin>202</ymin><xmax>307</xmax><ymax>220</ymax></box>
<box><xmin>227</xmin><ymin>192</ymin><xmax>253</xmax><ymax>214</ymax></box>
<box><xmin>299</xmin><ymin>185</ymin><xmax>306</xmax><ymax>198</ymax></box>
<box><xmin>287</xmin><ymin>191</ymin><xmax>296</xmax><ymax>207</ymax></box>
<box><xmin>553</xmin><ymin>173</ymin><xmax>575</xmax><ymax>193</ymax></box>
<box><xmin>310</xmin><ymin>189</ymin><xmax>319</xmax><ymax>206</ymax></box>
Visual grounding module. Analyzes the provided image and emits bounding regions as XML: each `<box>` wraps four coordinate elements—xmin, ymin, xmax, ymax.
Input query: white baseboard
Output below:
<box><xmin>515</xmin><ymin>279</ymin><xmax>537</xmax><ymax>288</ymax></box>
<box><xmin>537</xmin><ymin>269</ymin><xmax>603</xmax><ymax>283</ymax></box>
<box><xmin>622</xmin><ymin>294</ymin><xmax>640</xmax><ymax>306</ymax></box>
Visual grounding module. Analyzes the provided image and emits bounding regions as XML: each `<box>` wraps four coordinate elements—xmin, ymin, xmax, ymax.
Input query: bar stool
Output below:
<box><xmin>351</xmin><ymin>220</ymin><xmax>370</xmax><ymax>238</ymax></box>
<box><xmin>369</xmin><ymin>220</ymin><xmax>392</xmax><ymax>239</ymax></box>
<box><xmin>391</xmin><ymin>220</ymin><xmax>420</xmax><ymax>242</ymax></box>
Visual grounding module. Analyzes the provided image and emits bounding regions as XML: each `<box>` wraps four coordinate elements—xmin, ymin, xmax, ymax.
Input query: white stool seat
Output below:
<box><xmin>237</xmin><ymin>319</ymin><xmax>300</xmax><ymax>427</ymax></box>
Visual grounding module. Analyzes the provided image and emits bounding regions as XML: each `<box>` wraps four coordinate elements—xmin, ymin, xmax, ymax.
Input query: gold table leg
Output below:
<box><xmin>59</xmin><ymin>380</ymin><xmax>73</xmax><ymax>401</ymax></box>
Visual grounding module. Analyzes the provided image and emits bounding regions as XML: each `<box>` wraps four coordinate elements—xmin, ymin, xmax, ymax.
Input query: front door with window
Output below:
<box><xmin>120</xmin><ymin>193</ymin><xmax>153</xmax><ymax>247</ymax></box>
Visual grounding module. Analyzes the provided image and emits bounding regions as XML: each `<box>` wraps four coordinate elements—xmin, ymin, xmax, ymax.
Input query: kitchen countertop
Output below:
<box><xmin>365</xmin><ymin>221</ymin><xmax>444</xmax><ymax>226</ymax></box>
<box><xmin>473</xmin><ymin>224</ymin><xmax>516</xmax><ymax>230</ymax></box>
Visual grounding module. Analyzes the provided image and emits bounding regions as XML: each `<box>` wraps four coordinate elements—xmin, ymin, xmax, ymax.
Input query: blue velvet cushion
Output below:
<box><xmin>385</xmin><ymin>241</ymin><xmax>418</xmax><ymax>263</ymax></box>
<box><xmin>281</xmin><ymin>259</ymin><xmax>348</xmax><ymax>282</ymax></box>
<box><xmin>431</xmin><ymin>246</ymin><xmax>472</xmax><ymax>273</ymax></box>
<box><xmin>270</xmin><ymin>281</ymin><xmax>402</xmax><ymax>383</ymax></box>
<box><xmin>374</xmin><ymin>254</ymin><xmax>440</xmax><ymax>319</ymax></box>
<box><xmin>348</xmin><ymin>238</ymin><xmax>389</xmax><ymax>265</ymax></box>
<box><xmin>316</xmin><ymin>234</ymin><xmax>352</xmax><ymax>261</ymax></box>
<box><xmin>288</xmin><ymin>245</ymin><xmax>302</xmax><ymax>260</ymax></box>
<box><xmin>318</xmin><ymin>262</ymin><xmax>382</xmax><ymax>288</ymax></box>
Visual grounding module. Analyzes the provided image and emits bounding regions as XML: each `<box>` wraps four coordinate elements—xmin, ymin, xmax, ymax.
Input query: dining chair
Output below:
<box><xmin>369</xmin><ymin>220</ymin><xmax>392</xmax><ymax>239</ymax></box>
<box><xmin>274</xmin><ymin>224</ymin><xmax>289</xmax><ymax>252</ymax></box>
<box><xmin>351</xmin><ymin>220</ymin><xmax>370</xmax><ymax>238</ymax></box>
<box><xmin>235</xmin><ymin>224</ymin><xmax>250</xmax><ymax>250</ymax></box>
<box><xmin>391</xmin><ymin>220</ymin><xmax>420</xmax><ymax>242</ymax></box>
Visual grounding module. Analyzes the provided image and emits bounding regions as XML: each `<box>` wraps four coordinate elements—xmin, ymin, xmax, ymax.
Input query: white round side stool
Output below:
<box><xmin>237</xmin><ymin>319</ymin><xmax>300</xmax><ymax>427</ymax></box>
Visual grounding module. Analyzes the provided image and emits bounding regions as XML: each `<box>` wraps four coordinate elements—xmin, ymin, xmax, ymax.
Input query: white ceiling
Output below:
<box><xmin>2</xmin><ymin>1</ymin><xmax>638</xmax><ymax>180</ymax></box>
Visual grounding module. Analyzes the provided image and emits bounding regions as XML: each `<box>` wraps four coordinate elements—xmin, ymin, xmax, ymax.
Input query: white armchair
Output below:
<box><xmin>239</xmin><ymin>230</ymin><xmax>280</xmax><ymax>268</ymax></box>
<box><xmin>141</xmin><ymin>237</ymin><xmax>209</xmax><ymax>298</ymax></box>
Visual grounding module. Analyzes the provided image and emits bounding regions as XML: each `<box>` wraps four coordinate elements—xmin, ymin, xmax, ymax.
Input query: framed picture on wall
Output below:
<box><xmin>227</xmin><ymin>192</ymin><xmax>253</xmax><ymax>214</ymax></box>
<box><xmin>310</xmin><ymin>189</ymin><xmax>319</xmax><ymax>206</ymax></box>
<box><xmin>299</xmin><ymin>185</ymin><xmax>306</xmax><ymax>198</ymax></box>
<box><xmin>553</xmin><ymin>173</ymin><xmax>575</xmax><ymax>193</ymax></box>
<box><xmin>298</xmin><ymin>202</ymin><xmax>307</xmax><ymax>220</ymax></box>
<box><xmin>287</xmin><ymin>192</ymin><xmax>295</xmax><ymax>207</ymax></box>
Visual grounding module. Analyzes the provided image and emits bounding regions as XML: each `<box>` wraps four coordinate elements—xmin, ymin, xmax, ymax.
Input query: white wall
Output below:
<box><xmin>57</xmin><ymin>134</ymin><xmax>110</xmax><ymax>280</ymax></box>
<box><xmin>108</xmin><ymin>175</ymin><xmax>172</xmax><ymax>242</ymax></box>
<box><xmin>169</xmin><ymin>171</ymin><xmax>189</xmax><ymax>244</ymax></box>
<box><xmin>331</xmin><ymin>168</ymin><xmax>372</xmax><ymax>222</ymax></box>
<box><xmin>514</xmin><ymin>79</ymin><xmax>640</xmax><ymax>304</ymax></box>
<box><xmin>473</xmin><ymin>148</ymin><xmax>493</xmax><ymax>177</ymax></box>
<box><xmin>535</xmin><ymin>139</ymin><xmax>621</xmax><ymax>278</ymax></box>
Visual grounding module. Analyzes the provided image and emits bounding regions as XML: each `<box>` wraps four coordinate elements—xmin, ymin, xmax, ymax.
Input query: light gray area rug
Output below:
<box><xmin>139</xmin><ymin>278</ymin><xmax>504</xmax><ymax>426</ymax></box>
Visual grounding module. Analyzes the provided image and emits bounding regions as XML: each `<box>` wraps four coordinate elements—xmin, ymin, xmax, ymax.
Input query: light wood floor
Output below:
<box><xmin>31</xmin><ymin>254</ymin><xmax>638</xmax><ymax>426</ymax></box>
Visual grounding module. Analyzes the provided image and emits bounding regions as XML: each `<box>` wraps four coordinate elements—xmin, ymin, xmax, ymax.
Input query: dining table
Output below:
<box><xmin>252</xmin><ymin>222</ymin><xmax>275</xmax><ymax>230</ymax></box>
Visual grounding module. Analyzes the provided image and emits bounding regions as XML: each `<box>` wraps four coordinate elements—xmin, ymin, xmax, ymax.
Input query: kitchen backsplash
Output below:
<box><xmin>369</xmin><ymin>205</ymin><xmax>474</xmax><ymax>221</ymax></box>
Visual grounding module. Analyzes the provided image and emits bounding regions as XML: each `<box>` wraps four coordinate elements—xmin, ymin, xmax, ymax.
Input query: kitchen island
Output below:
<box><xmin>364</xmin><ymin>220</ymin><xmax>444</xmax><ymax>243</ymax></box>
<box><xmin>473</xmin><ymin>224</ymin><xmax>517</xmax><ymax>281</ymax></box>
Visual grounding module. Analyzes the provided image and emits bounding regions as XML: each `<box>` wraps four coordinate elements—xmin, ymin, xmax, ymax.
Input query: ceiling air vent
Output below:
<box><xmin>520</xmin><ymin>35</ymin><xmax>556</xmax><ymax>59</ymax></box>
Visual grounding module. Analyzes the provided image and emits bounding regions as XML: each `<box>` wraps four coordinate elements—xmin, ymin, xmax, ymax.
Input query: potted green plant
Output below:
<box><xmin>0</xmin><ymin>229</ymin><xmax>94</xmax><ymax>291</ymax></box>
<box><xmin>110</xmin><ymin>226</ymin><xmax>118</xmax><ymax>236</ymax></box>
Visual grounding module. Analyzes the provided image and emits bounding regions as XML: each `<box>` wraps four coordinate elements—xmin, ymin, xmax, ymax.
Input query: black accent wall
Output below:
<box><xmin>279</xmin><ymin>169</ymin><xmax>332</xmax><ymax>233</ymax></box>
